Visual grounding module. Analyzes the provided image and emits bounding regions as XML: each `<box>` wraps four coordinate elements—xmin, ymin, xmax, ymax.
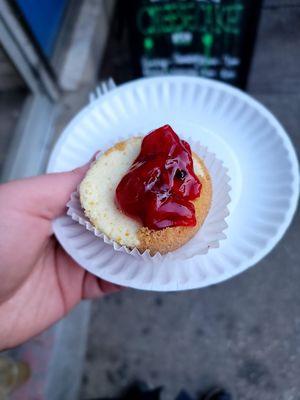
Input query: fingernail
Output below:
<box><xmin>92</xmin><ymin>150</ymin><xmax>101</xmax><ymax>161</ymax></box>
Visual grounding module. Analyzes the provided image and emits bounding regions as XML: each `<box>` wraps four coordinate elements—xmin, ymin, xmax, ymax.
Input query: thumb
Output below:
<box><xmin>2</xmin><ymin>161</ymin><xmax>93</xmax><ymax>220</ymax></box>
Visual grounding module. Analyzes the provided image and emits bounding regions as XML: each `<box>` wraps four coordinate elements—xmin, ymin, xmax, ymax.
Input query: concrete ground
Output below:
<box><xmin>0</xmin><ymin>90</ymin><xmax>27</xmax><ymax>179</ymax></box>
<box><xmin>80</xmin><ymin>1</ymin><xmax>300</xmax><ymax>400</ymax></box>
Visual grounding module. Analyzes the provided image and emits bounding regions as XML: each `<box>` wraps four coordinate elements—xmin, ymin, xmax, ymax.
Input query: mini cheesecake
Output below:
<box><xmin>80</xmin><ymin>127</ymin><xmax>212</xmax><ymax>255</ymax></box>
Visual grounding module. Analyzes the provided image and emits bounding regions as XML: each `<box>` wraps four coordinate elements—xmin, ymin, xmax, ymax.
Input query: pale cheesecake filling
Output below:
<box><xmin>79</xmin><ymin>137</ymin><xmax>204</xmax><ymax>248</ymax></box>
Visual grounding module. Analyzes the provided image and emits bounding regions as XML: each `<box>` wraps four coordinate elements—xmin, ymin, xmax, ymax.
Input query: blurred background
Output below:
<box><xmin>0</xmin><ymin>0</ymin><xmax>299</xmax><ymax>399</ymax></box>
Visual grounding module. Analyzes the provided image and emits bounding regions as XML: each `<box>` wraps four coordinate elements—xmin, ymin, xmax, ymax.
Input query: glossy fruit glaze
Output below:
<box><xmin>115</xmin><ymin>125</ymin><xmax>201</xmax><ymax>230</ymax></box>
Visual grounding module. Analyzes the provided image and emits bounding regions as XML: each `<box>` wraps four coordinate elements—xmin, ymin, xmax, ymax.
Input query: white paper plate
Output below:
<box><xmin>48</xmin><ymin>76</ymin><xmax>299</xmax><ymax>291</ymax></box>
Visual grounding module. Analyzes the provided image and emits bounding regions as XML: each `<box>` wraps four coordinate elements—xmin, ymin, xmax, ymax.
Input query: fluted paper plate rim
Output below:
<box><xmin>48</xmin><ymin>76</ymin><xmax>299</xmax><ymax>291</ymax></box>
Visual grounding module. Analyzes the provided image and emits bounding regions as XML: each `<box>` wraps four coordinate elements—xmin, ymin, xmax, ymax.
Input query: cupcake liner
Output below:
<box><xmin>66</xmin><ymin>137</ymin><xmax>231</xmax><ymax>263</ymax></box>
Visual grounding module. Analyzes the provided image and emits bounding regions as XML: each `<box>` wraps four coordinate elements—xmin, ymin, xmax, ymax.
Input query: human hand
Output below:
<box><xmin>0</xmin><ymin>162</ymin><xmax>120</xmax><ymax>350</ymax></box>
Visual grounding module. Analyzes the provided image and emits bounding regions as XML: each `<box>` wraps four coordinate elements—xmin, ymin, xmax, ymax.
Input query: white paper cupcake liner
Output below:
<box><xmin>66</xmin><ymin>137</ymin><xmax>231</xmax><ymax>263</ymax></box>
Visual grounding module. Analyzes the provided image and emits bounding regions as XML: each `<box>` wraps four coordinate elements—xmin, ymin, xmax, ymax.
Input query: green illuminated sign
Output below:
<box><xmin>201</xmin><ymin>32</ymin><xmax>214</xmax><ymax>64</ymax></box>
<box><xmin>144</xmin><ymin>37</ymin><xmax>154</xmax><ymax>51</ymax></box>
<box><xmin>137</xmin><ymin>3</ymin><xmax>244</xmax><ymax>36</ymax></box>
<box><xmin>128</xmin><ymin>0</ymin><xmax>261</xmax><ymax>88</ymax></box>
